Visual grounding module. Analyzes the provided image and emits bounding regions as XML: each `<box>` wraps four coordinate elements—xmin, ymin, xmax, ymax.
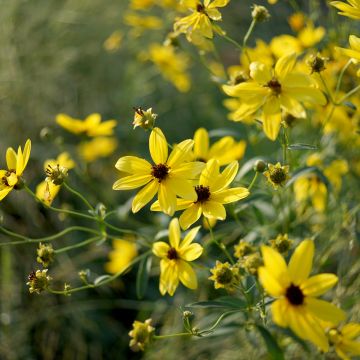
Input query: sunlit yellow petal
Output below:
<box><xmin>262</xmin><ymin>98</ymin><xmax>282</xmax><ymax>141</ymax></box>
<box><xmin>288</xmin><ymin>239</ymin><xmax>314</xmax><ymax>284</ymax></box>
<box><xmin>115</xmin><ymin>156</ymin><xmax>151</xmax><ymax>174</ymax></box>
<box><xmin>167</xmin><ymin>139</ymin><xmax>194</xmax><ymax>167</ymax></box>
<box><xmin>179</xmin><ymin>243</ymin><xmax>203</xmax><ymax>261</ymax></box>
<box><xmin>166</xmin><ymin>177</ymin><xmax>197</xmax><ymax>201</ymax></box>
<box><xmin>193</xmin><ymin>128</ymin><xmax>209</xmax><ymax>160</ymax></box>
<box><xmin>158</xmin><ymin>182</ymin><xmax>177</xmax><ymax>216</ymax></box>
<box><xmin>152</xmin><ymin>241</ymin><xmax>170</xmax><ymax>258</ymax></box>
<box><xmin>210</xmin><ymin>161</ymin><xmax>238</xmax><ymax>192</ymax></box>
<box><xmin>132</xmin><ymin>180</ymin><xmax>159</xmax><ymax>213</ymax></box>
<box><xmin>250</xmin><ymin>62</ymin><xmax>272</xmax><ymax>85</ymax></box>
<box><xmin>271</xmin><ymin>298</ymin><xmax>289</xmax><ymax>327</ymax></box>
<box><xmin>306</xmin><ymin>298</ymin><xmax>345</xmax><ymax>325</ymax></box>
<box><xmin>149</xmin><ymin>127</ymin><xmax>168</xmax><ymax>164</ymax></box>
<box><xmin>211</xmin><ymin>187</ymin><xmax>249</xmax><ymax>204</ymax></box>
<box><xmin>275</xmin><ymin>53</ymin><xmax>297</xmax><ymax>80</ymax></box>
<box><xmin>342</xmin><ymin>323</ymin><xmax>360</xmax><ymax>339</ymax></box>
<box><xmin>202</xmin><ymin>201</ymin><xmax>226</xmax><ymax>220</ymax></box>
<box><xmin>171</xmin><ymin>162</ymin><xmax>205</xmax><ymax>178</ymax></box>
<box><xmin>180</xmin><ymin>203</ymin><xmax>202</xmax><ymax>230</ymax></box>
<box><xmin>301</xmin><ymin>273</ymin><xmax>338</xmax><ymax>296</ymax></box>
<box><xmin>180</xmin><ymin>226</ymin><xmax>201</xmax><ymax>248</ymax></box>
<box><xmin>258</xmin><ymin>267</ymin><xmax>285</xmax><ymax>297</ymax></box>
<box><xmin>200</xmin><ymin>159</ymin><xmax>219</xmax><ymax>186</ymax></box>
<box><xmin>178</xmin><ymin>260</ymin><xmax>197</xmax><ymax>289</ymax></box>
<box><xmin>112</xmin><ymin>174</ymin><xmax>152</xmax><ymax>190</ymax></box>
<box><xmin>6</xmin><ymin>148</ymin><xmax>17</xmax><ymax>170</ymax></box>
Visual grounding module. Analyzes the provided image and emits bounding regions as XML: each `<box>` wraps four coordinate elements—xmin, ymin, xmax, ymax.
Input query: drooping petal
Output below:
<box><xmin>193</xmin><ymin>128</ymin><xmax>209</xmax><ymax>160</ymax></box>
<box><xmin>306</xmin><ymin>298</ymin><xmax>345</xmax><ymax>325</ymax></box>
<box><xmin>211</xmin><ymin>187</ymin><xmax>250</xmax><ymax>204</ymax></box>
<box><xmin>179</xmin><ymin>243</ymin><xmax>203</xmax><ymax>261</ymax></box>
<box><xmin>288</xmin><ymin>239</ymin><xmax>314</xmax><ymax>285</ymax></box>
<box><xmin>167</xmin><ymin>139</ymin><xmax>194</xmax><ymax>167</ymax></box>
<box><xmin>132</xmin><ymin>180</ymin><xmax>159</xmax><ymax>213</ymax></box>
<box><xmin>149</xmin><ymin>127</ymin><xmax>168</xmax><ymax>164</ymax></box>
<box><xmin>180</xmin><ymin>203</ymin><xmax>202</xmax><ymax>230</ymax></box>
<box><xmin>262</xmin><ymin>97</ymin><xmax>282</xmax><ymax>141</ymax></box>
<box><xmin>159</xmin><ymin>259</ymin><xmax>179</xmax><ymax>296</ymax></box>
<box><xmin>152</xmin><ymin>241</ymin><xmax>170</xmax><ymax>258</ymax></box>
<box><xmin>158</xmin><ymin>183</ymin><xmax>177</xmax><ymax>216</ymax></box>
<box><xmin>115</xmin><ymin>156</ymin><xmax>151</xmax><ymax>174</ymax></box>
<box><xmin>178</xmin><ymin>260</ymin><xmax>198</xmax><ymax>289</ymax></box>
<box><xmin>202</xmin><ymin>201</ymin><xmax>226</xmax><ymax>220</ymax></box>
<box><xmin>301</xmin><ymin>273</ymin><xmax>338</xmax><ymax>297</ymax></box>
<box><xmin>258</xmin><ymin>267</ymin><xmax>285</xmax><ymax>297</ymax></box>
<box><xmin>275</xmin><ymin>53</ymin><xmax>297</xmax><ymax>80</ymax></box>
<box><xmin>112</xmin><ymin>174</ymin><xmax>152</xmax><ymax>190</ymax></box>
<box><xmin>0</xmin><ymin>186</ymin><xmax>13</xmax><ymax>201</ymax></box>
<box><xmin>271</xmin><ymin>299</ymin><xmax>289</xmax><ymax>327</ymax></box>
<box><xmin>169</xmin><ymin>218</ymin><xmax>181</xmax><ymax>249</ymax></box>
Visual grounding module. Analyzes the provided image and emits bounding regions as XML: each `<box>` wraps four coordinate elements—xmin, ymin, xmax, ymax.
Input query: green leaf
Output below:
<box><xmin>256</xmin><ymin>325</ymin><xmax>285</xmax><ymax>360</ymax></box>
<box><xmin>343</xmin><ymin>101</ymin><xmax>357</xmax><ymax>110</ymax></box>
<box><xmin>136</xmin><ymin>255</ymin><xmax>152</xmax><ymax>299</ymax></box>
<box><xmin>187</xmin><ymin>296</ymin><xmax>245</xmax><ymax>309</ymax></box>
<box><xmin>287</xmin><ymin>143</ymin><xmax>317</xmax><ymax>151</ymax></box>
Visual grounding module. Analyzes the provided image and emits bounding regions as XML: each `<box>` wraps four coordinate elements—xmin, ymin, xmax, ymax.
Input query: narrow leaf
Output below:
<box><xmin>256</xmin><ymin>325</ymin><xmax>285</xmax><ymax>360</ymax></box>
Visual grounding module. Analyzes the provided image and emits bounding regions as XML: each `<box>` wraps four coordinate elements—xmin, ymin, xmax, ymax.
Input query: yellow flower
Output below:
<box><xmin>56</xmin><ymin>113</ymin><xmax>117</xmax><ymax>137</ymax></box>
<box><xmin>174</xmin><ymin>0</ymin><xmax>229</xmax><ymax>40</ymax></box>
<box><xmin>113</xmin><ymin>127</ymin><xmax>204</xmax><ymax>216</ymax></box>
<box><xmin>324</xmin><ymin>159</ymin><xmax>349</xmax><ymax>192</ymax></box>
<box><xmin>192</xmin><ymin>128</ymin><xmax>246</xmax><ymax>165</ymax></box>
<box><xmin>0</xmin><ymin>139</ymin><xmax>31</xmax><ymax>201</ymax></box>
<box><xmin>330</xmin><ymin>0</ymin><xmax>360</xmax><ymax>20</ymax></box>
<box><xmin>288</xmin><ymin>12</ymin><xmax>306</xmax><ymax>32</ymax></box>
<box><xmin>223</xmin><ymin>53</ymin><xmax>327</xmax><ymax>140</ymax></box>
<box><xmin>130</xmin><ymin>0</ymin><xmax>154</xmax><ymax>10</ymax></box>
<box><xmin>78</xmin><ymin>137</ymin><xmax>118</xmax><ymax>163</ymax></box>
<box><xmin>132</xmin><ymin>107</ymin><xmax>157</xmax><ymax>130</ymax></box>
<box><xmin>36</xmin><ymin>152</ymin><xmax>75</xmax><ymax>205</ymax></box>
<box><xmin>328</xmin><ymin>323</ymin><xmax>360</xmax><ymax>359</ymax></box>
<box><xmin>336</xmin><ymin>35</ymin><xmax>360</xmax><ymax>62</ymax></box>
<box><xmin>129</xmin><ymin>319</ymin><xmax>155</xmax><ymax>352</ymax></box>
<box><xmin>151</xmin><ymin>159</ymin><xmax>249</xmax><ymax>229</ymax></box>
<box><xmin>103</xmin><ymin>31</ymin><xmax>123</xmax><ymax>52</ymax></box>
<box><xmin>258</xmin><ymin>240</ymin><xmax>345</xmax><ymax>351</ymax></box>
<box><xmin>148</xmin><ymin>43</ymin><xmax>191</xmax><ymax>92</ymax></box>
<box><xmin>123</xmin><ymin>12</ymin><xmax>163</xmax><ymax>37</ymax></box>
<box><xmin>270</xmin><ymin>35</ymin><xmax>302</xmax><ymax>58</ymax></box>
<box><xmin>297</xmin><ymin>21</ymin><xmax>325</xmax><ymax>48</ymax></box>
<box><xmin>105</xmin><ymin>239</ymin><xmax>138</xmax><ymax>274</ymax></box>
<box><xmin>152</xmin><ymin>218</ymin><xmax>203</xmax><ymax>296</ymax></box>
<box><xmin>264</xmin><ymin>162</ymin><xmax>290</xmax><ymax>189</ymax></box>
<box><xmin>209</xmin><ymin>261</ymin><xmax>241</xmax><ymax>291</ymax></box>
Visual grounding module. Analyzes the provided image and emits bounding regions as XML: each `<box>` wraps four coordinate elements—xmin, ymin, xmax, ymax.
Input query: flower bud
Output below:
<box><xmin>45</xmin><ymin>164</ymin><xmax>68</xmax><ymax>185</ymax></box>
<box><xmin>241</xmin><ymin>253</ymin><xmax>263</xmax><ymax>276</ymax></box>
<box><xmin>264</xmin><ymin>162</ymin><xmax>290</xmax><ymax>189</ymax></box>
<box><xmin>254</xmin><ymin>160</ymin><xmax>267</xmax><ymax>173</ymax></box>
<box><xmin>209</xmin><ymin>261</ymin><xmax>241</xmax><ymax>291</ymax></box>
<box><xmin>307</xmin><ymin>54</ymin><xmax>328</xmax><ymax>74</ymax></box>
<box><xmin>129</xmin><ymin>319</ymin><xmax>155</xmax><ymax>352</ymax></box>
<box><xmin>27</xmin><ymin>269</ymin><xmax>51</xmax><ymax>294</ymax></box>
<box><xmin>234</xmin><ymin>240</ymin><xmax>255</xmax><ymax>258</ymax></box>
<box><xmin>36</xmin><ymin>243</ymin><xmax>54</xmax><ymax>267</ymax></box>
<box><xmin>132</xmin><ymin>107</ymin><xmax>157</xmax><ymax>130</ymax></box>
<box><xmin>269</xmin><ymin>234</ymin><xmax>292</xmax><ymax>254</ymax></box>
<box><xmin>251</xmin><ymin>5</ymin><xmax>270</xmax><ymax>22</ymax></box>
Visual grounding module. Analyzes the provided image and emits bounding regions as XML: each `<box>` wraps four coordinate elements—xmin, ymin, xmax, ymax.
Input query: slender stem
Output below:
<box><xmin>153</xmin><ymin>333</ymin><xmax>192</xmax><ymax>340</ymax></box>
<box><xmin>288</xmin><ymin>0</ymin><xmax>301</xmax><ymax>12</ymax></box>
<box><xmin>201</xmin><ymin>310</ymin><xmax>243</xmax><ymax>334</ymax></box>
<box><xmin>338</xmin><ymin>84</ymin><xmax>360</xmax><ymax>104</ymax></box>
<box><xmin>319</xmin><ymin>73</ymin><xmax>335</xmax><ymax>104</ymax></box>
<box><xmin>221</xmin><ymin>34</ymin><xmax>243</xmax><ymax>51</ymax></box>
<box><xmin>54</xmin><ymin>236</ymin><xmax>101</xmax><ymax>254</ymax></box>
<box><xmin>255</xmin><ymin>278</ymin><xmax>266</xmax><ymax>325</ymax></box>
<box><xmin>242</xmin><ymin>19</ymin><xmax>257</xmax><ymax>63</ymax></box>
<box><xmin>282</xmin><ymin>126</ymin><xmax>289</xmax><ymax>164</ymax></box>
<box><xmin>63</xmin><ymin>182</ymin><xmax>94</xmax><ymax>211</ymax></box>
<box><xmin>248</xmin><ymin>172</ymin><xmax>259</xmax><ymax>191</ymax></box>
<box><xmin>335</xmin><ymin>59</ymin><xmax>352</xmax><ymax>96</ymax></box>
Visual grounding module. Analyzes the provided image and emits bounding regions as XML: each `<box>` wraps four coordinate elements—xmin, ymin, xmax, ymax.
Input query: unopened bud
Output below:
<box><xmin>252</xmin><ymin>5</ymin><xmax>270</xmax><ymax>22</ymax></box>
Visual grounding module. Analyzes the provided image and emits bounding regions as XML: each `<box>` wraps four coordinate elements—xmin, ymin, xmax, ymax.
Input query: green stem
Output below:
<box><xmin>282</xmin><ymin>126</ymin><xmax>289</xmax><ymax>164</ymax></box>
<box><xmin>335</xmin><ymin>59</ymin><xmax>352</xmax><ymax>96</ymax></box>
<box><xmin>200</xmin><ymin>309</ymin><xmax>243</xmax><ymax>334</ymax></box>
<box><xmin>255</xmin><ymin>278</ymin><xmax>266</xmax><ymax>325</ymax></box>
<box><xmin>319</xmin><ymin>73</ymin><xmax>335</xmax><ymax>104</ymax></box>
<box><xmin>153</xmin><ymin>333</ymin><xmax>192</xmax><ymax>340</ymax></box>
<box><xmin>338</xmin><ymin>84</ymin><xmax>360</xmax><ymax>104</ymax></box>
<box><xmin>248</xmin><ymin>172</ymin><xmax>259</xmax><ymax>191</ymax></box>
<box><xmin>63</xmin><ymin>182</ymin><xmax>94</xmax><ymax>211</ymax></box>
<box><xmin>242</xmin><ymin>18</ymin><xmax>257</xmax><ymax>63</ymax></box>
<box><xmin>54</xmin><ymin>236</ymin><xmax>101</xmax><ymax>254</ymax></box>
<box><xmin>221</xmin><ymin>34</ymin><xmax>243</xmax><ymax>51</ymax></box>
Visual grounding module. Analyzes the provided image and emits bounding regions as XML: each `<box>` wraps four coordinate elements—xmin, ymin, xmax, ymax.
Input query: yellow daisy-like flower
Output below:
<box><xmin>78</xmin><ymin>137</ymin><xmax>118</xmax><ymax>163</ymax></box>
<box><xmin>129</xmin><ymin>318</ymin><xmax>155</xmax><ymax>352</ymax></box>
<box><xmin>330</xmin><ymin>0</ymin><xmax>360</xmax><ymax>20</ymax></box>
<box><xmin>152</xmin><ymin>218</ymin><xmax>203</xmax><ymax>296</ymax></box>
<box><xmin>113</xmin><ymin>128</ymin><xmax>204</xmax><ymax>216</ymax></box>
<box><xmin>105</xmin><ymin>238</ymin><xmax>138</xmax><ymax>274</ymax></box>
<box><xmin>192</xmin><ymin>128</ymin><xmax>246</xmax><ymax>165</ymax></box>
<box><xmin>174</xmin><ymin>0</ymin><xmax>229</xmax><ymax>40</ymax></box>
<box><xmin>56</xmin><ymin>113</ymin><xmax>117</xmax><ymax>137</ymax></box>
<box><xmin>36</xmin><ymin>152</ymin><xmax>75</xmax><ymax>205</ymax></box>
<box><xmin>264</xmin><ymin>162</ymin><xmax>290</xmax><ymax>189</ymax></box>
<box><xmin>336</xmin><ymin>35</ymin><xmax>360</xmax><ymax>62</ymax></box>
<box><xmin>258</xmin><ymin>240</ymin><xmax>345</xmax><ymax>351</ymax></box>
<box><xmin>223</xmin><ymin>53</ymin><xmax>327</xmax><ymax>141</ymax></box>
<box><xmin>328</xmin><ymin>323</ymin><xmax>360</xmax><ymax>359</ymax></box>
<box><xmin>151</xmin><ymin>159</ymin><xmax>249</xmax><ymax>229</ymax></box>
<box><xmin>0</xmin><ymin>139</ymin><xmax>31</xmax><ymax>201</ymax></box>
<box><xmin>208</xmin><ymin>261</ymin><xmax>241</xmax><ymax>291</ymax></box>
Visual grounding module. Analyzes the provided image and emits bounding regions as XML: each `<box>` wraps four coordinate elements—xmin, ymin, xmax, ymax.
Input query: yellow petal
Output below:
<box><xmin>180</xmin><ymin>203</ymin><xmax>202</xmax><ymax>230</ymax></box>
<box><xmin>167</xmin><ymin>139</ymin><xmax>194</xmax><ymax>167</ymax></box>
<box><xmin>112</xmin><ymin>174</ymin><xmax>152</xmax><ymax>190</ymax></box>
<box><xmin>88</xmin><ymin>119</ymin><xmax>117</xmax><ymax>137</ymax></box>
<box><xmin>342</xmin><ymin>323</ymin><xmax>360</xmax><ymax>339</ymax></box>
<box><xmin>181</xmin><ymin>226</ymin><xmax>201</xmax><ymax>247</ymax></box>
<box><xmin>166</xmin><ymin>177</ymin><xmax>197</xmax><ymax>201</ymax></box>
<box><xmin>258</xmin><ymin>267</ymin><xmax>285</xmax><ymax>297</ymax></box>
<box><xmin>288</xmin><ymin>240</ymin><xmax>314</xmax><ymax>285</ymax></box>
<box><xmin>301</xmin><ymin>273</ymin><xmax>338</xmax><ymax>297</ymax></box>
<box><xmin>178</xmin><ymin>260</ymin><xmax>197</xmax><ymax>289</ymax></box>
<box><xmin>275</xmin><ymin>53</ymin><xmax>297</xmax><ymax>80</ymax></box>
<box><xmin>271</xmin><ymin>298</ymin><xmax>289</xmax><ymax>327</ymax></box>
<box><xmin>285</xmin><ymin>87</ymin><xmax>327</xmax><ymax>105</ymax></box>
<box><xmin>222</xmin><ymin>82</ymin><xmax>268</xmax><ymax>99</ymax></box>
<box><xmin>152</xmin><ymin>241</ymin><xmax>170</xmax><ymax>258</ymax></box>
<box><xmin>168</xmin><ymin>218</ymin><xmax>181</xmax><ymax>249</ymax></box>
<box><xmin>171</xmin><ymin>162</ymin><xmax>205</xmax><ymax>178</ymax></box>
<box><xmin>0</xmin><ymin>186</ymin><xmax>13</xmax><ymax>201</ymax></box>
<box><xmin>6</xmin><ymin>148</ymin><xmax>17</xmax><ymax>170</ymax></box>
<box><xmin>349</xmin><ymin>34</ymin><xmax>360</xmax><ymax>51</ymax></box>
<box><xmin>210</xmin><ymin>161</ymin><xmax>238</xmax><ymax>192</ymax></box>
<box><xmin>158</xmin><ymin>183</ymin><xmax>177</xmax><ymax>216</ymax></box>
<box><xmin>250</xmin><ymin>62</ymin><xmax>272</xmax><ymax>85</ymax></box>
<box><xmin>56</xmin><ymin>113</ymin><xmax>85</xmax><ymax>134</ymax></box>
<box><xmin>149</xmin><ymin>127</ymin><xmax>168</xmax><ymax>164</ymax></box>
<box><xmin>160</xmin><ymin>259</ymin><xmax>179</xmax><ymax>296</ymax></box>
<box><xmin>193</xmin><ymin>128</ymin><xmax>209</xmax><ymax>160</ymax></box>
<box><xmin>200</xmin><ymin>159</ymin><xmax>219</xmax><ymax>186</ymax></box>
<box><xmin>306</xmin><ymin>298</ymin><xmax>345</xmax><ymax>325</ymax></box>
<box><xmin>132</xmin><ymin>180</ymin><xmax>159</xmax><ymax>213</ymax></box>
<box><xmin>202</xmin><ymin>201</ymin><xmax>226</xmax><ymax>220</ymax></box>
<box><xmin>280</xmin><ymin>94</ymin><xmax>306</xmax><ymax>118</ymax></box>
<box><xmin>115</xmin><ymin>156</ymin><xmax>151</xmax><ymax>174</ymax></box>
<box><xmin>179</xmin><ymin>243</ymin><xmax>203</xmax><ymax>261</ymax></box>
<box><xmin>211</xmin><ymin>187</ymin><xmax>249</xmax><ymax>204</ymax></box>
<box><xmin>262</xmin><ymin>98</ymin><xmax>282</xmax><ymax>141</ymax></box>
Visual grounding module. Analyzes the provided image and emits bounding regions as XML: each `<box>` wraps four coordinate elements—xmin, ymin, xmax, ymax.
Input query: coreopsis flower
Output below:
<box><xmin>330</xmin><ymin>0</ymin><xmax>360</xmax><ymax>20</ymax></box>
<box><xmin>56</xmin><ymin>113</ymin><xmax>117</xmax><ymax>137</ymax></box>
<box><xmin>192</xmin><ymin>128</ymin><xmax>246</xmax><ymax>165</ymax></box>
<box><xmin>174</xmin><ymin>0</ymin><xmax>229</xmax><ymax>40</ymax></box>
<box><xmin>129</xmin><ymin>319</ymin><xmax>155</xmax><ymax>352</ymax></box>
<box><xmin>36</xmin><ymin>152</ymin><xmax>75</xmax><ymax>205</ymax></box>
<box><xmin>234</xmin><ymin>240</ymin><xmax>255</xmax><ymax>258</ymax></box>
<box><xmin>241</xmin><ymin>252</ymin><xmax>263</xmax><ymax>275</ymax></box>
<box><xmin>105</xmin><ymin>239</ymin><xmax>138</xmax><ymax>274</ymax></box>
<box><xmin>149</xmin><ymin>43</ymin><xmax>191</xmax><ymax>92</ymax></box>
<box><xmin>123</xmin><ymin>12</ymin><xmax>163</xmax><ymax>37</ymax></box>
<box><xmin>78</xmin><ymin>137</ymin><xmax>118</xmax><ymax>163</ymax></box>
<box><xmin>103</xmin><ymin>31</ymin><xmax>123</xmax><ymax>52</ymax></box>
<box><xmin>152</xmin><ymin>218</ymin><xmax>203</xmax><ymax>296</ymax></box>
<box><xmin>27</xmin><ymin>269</ymin><xmax>51</xmax><ymax>294</ymax></box>
<box><xmin>264</xmin><ymin>162</ymin><xmax>290</xmax><ymax>189</ymax></box>
<box><xmin>113</xmin><ymin>128</ymin><xmax>204</xmax><ymax>215</ymax></box>
<box><xmin>132</xmin><ymin>107</ymin><xmax>157</xmax><ymax>130</ymax></box>
<box><xmin>336</xmin><ymin>35</ymin><xmax>360</xmax><ymax>62</ymax></box>
<box><xmin>269</xmin><ymin>234</ymin><xmax>292</xmax><ymax>254</ymax></box>
<box><xmin>223</xmin><ymin>53</ymin><xmax>327</xmax><ymax>140</ymax></box>
<box><xmin>288</xmin><ymin>12</ymin><xmax>306</xmax><ymax>32</ymax></box>
<box><xmin>258</xmin><ymin>240</ymin><xmax>345</xmax><ymax>351</ymax></box>
<box><xmin>0</xmin><ymin>139</ymin><xmax>31</xmax><ymax>201</ymax></box>
<box><xmin>36</xmin><ymin>243</ymin><xmax>55</xmax><ymax>267</ymax></box>
<box><xmin>297</xmin><ymin>21</ymin><xmax>325</xmax><ymax>48</ymax></box>
<box><xmin>152</xmin><ymin>159</ymin><xmax>249</xmax><ymax>229</ymax></box>
<box><xmin>209</xmin><ymin>261</ymin><xmax>241</xmax><ymax>291</ymax></box>
<box><xmin>328</xmin><ymin>323</ymin><xmax>360</xmax><ymax>359</ymax></box>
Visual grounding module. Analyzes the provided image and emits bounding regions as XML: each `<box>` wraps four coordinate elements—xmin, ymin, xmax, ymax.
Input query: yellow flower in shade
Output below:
<box><xmin>129</xmin><ymin>319</ymin><xmax>155</xmax><ymax>352</ymax></box>
<box><xmin>270</xmin><ymin>35</ymin><xmax>302</xmax><ymax>58</ymax></box>
<box><xmin>103</xmin><ymin>31</ymin><xmax>123</xmax><ymax>52</ymax></box>
<box><xmin>152</xmin><ymin>218</ymin><xmax>203</xmax><ymax>296</ymax></box>
<box><xmin>113</xmin><ymin>128</ymin><xmax>204</xmax><ymax>216</ymax></box>
<box><xmin>297</xmin><ymin>22</ymin><xmax>325</xmax><ymax>48</ymax></box>
<box><xmin>328</xmin><ymin>323</ymin><xmax>360</xmax><ymax>359</ymax></box>
<box><xmin>324</xmin><ymin>159</ymin><xmax>349</xmax><ymax>192</ymax></box>
<box><xmin>208</xmin><ymin>261</ymin><xmax>241</xmax><ymax>291</ymax></box>
<box><xmin>336</xmin><ymin>35</ymin><xmax>360</xmax><ymax>62</ymax></box>
<box><xmin>123</xmin><ymin>12</ymin><xmax>163</xmax><ymax>37</ymax></box>
<box><xmin>56</xmin><ymin>113</ymin><xmax>117</xmax><ymax>137</ymax></box>
<box><xmin>264</xmin><ymin>162</ymin><xmax>290</xmax><ymax>189</ymax></box>
<box><xmin>258</xmin><ymin>240</ymin><xmax>345</xmax><ymax>351</ymax></box>
<box><xmin>222</xmin><ymin>53</ymin><xmax>327</xmax><ymax>141</ymax></box>
<box><xmin>330</xmin><ymin>0</ymin><xmax>360</xmax><ymax>20</ymax></box>
<box><xmin>192</xmin><ymin>128</ymin><xmax>246</xmax><ymax>165</ymax></box>
<box><xmin>267</xmin><ymin>0</ymin><xmax>277</xmax><ymax>4</ymax></box>
<box><xmin>151</xmin><ymin>159</ymin><xmax>249</xmax><ymax>229</ymax></box>
<box><xmin>0</xmin><ymin>139</ymin><xmax>31</xmax><ymax>201</ymax></box>
<box><xmin>149</xmin><ymin>43</ymin><xmax>191</xmax><ymax>92</ymax></box>
<box><xmin>105</xmin><ymin>239</ymin><xmax>138</xmax><ymax>274</ymax></box>
<box><xmin>130</xmin><ymin>0</ymin><xmax>154</xmax><ymax>10</ymax></box>
<box><xmin>174</xmin><ymin>0</ymin><xmax>229</xmax><ymax>40</ymax></box>
<box><xmin>78</xmin><ymin>137</ymin><xmax>118</xmax><ymax>163</ymax></box>
<box><xmin>36</xmin><ymin>152</ymin><xmax>75</xmax><ymax>205</ymax></box>
<box><xmin>288</xmin><ymin>12</ymin><xmax>306</xmax><ymax>32</ymax></box>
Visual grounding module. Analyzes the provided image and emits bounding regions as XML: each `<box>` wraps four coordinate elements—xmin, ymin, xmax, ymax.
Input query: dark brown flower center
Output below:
<box><xmin>151</xmin><ymin>164</ymin><xmax>169</xmax><ymax>182</ymax></box>
<box><xmin>133</xmin><ymin>106</ymin><xmax>144</xmax><ymax>116</ymax></box>
<box><xmin>270</xmin><ymin>168</ymin><xmax>287</xmax><ymax>184</ymax></box>
<box><xmin>267</xmin><ymin>78</ymin><xmax>282</xmax><ymax>95</ymax></box>
<box><xmin>1</xmin><ymin>169</ymin><xmax>16</xmax><ymax>186</ymax></box>
<box><xmin>286</xmin><ymin>284</ymin><xmax>304</xmax><ymax>305</ymax></box>
<box><xmin>167</xmin><ymin>247</ymin><xmax>178</xmax><ymax>260</ymax></box>
<box><xmin>196</xmin><ymin>3</ymin><xmax>206</xmax><ymax>12</ymax></box>
<box><xmin>195</xmin><ymin>185</ymin><xmax>211</xmax><ymax>203</ymax></box>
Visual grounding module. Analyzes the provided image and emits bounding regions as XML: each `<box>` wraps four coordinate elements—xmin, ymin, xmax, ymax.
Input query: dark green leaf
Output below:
<box><xmin>136</xmin><ymin>255</ymin><xmax>152</xmax><ymax>299</ymax></box>
<box><xmin>287</xmin><ymin>143</ymin><xmax>317</xmax><ymax>151</ymax></box>
<box><xmin>256</xmin><ymin>325</ymin><xmax>285</xmax><ymax>360</ymax></box>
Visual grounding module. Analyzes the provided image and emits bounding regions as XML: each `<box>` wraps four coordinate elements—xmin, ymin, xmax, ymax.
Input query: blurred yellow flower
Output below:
<box><xmin>270</xmin><ymin>35</ymin><xmax>302</xmax><ymax>58</ymax></box>
<box><xmin>149</xmin><ymin>43</ymin><xmax>191</xmax><ymax>92</ymax></box>
<box><xmin>78</xmin><ymin>137</ymin><xmax>118</xmax><ymax>163</ymax></box>
<box><xmin>288</xmin><ymin>12</ymin><xmax>306</xmax><ymax>32</ymax></box>
<box><xmin>331</xmin><ymin>0</ymin><xmax>360</xmax><ymax>20</ymax></box>
<box><xmin>103</xmin><ymin>31</ymin><xmax>123</xmax><ymax>52</ymax></box>
<box><xmin>130</xmin><ymin>0</ymin><xmax>154</xmax><ymax>9</ymax></box>
<box><xmin>336</xmin><ymin>35</ymin><xmax>360</xmax><ymax>62</ymax></box>
<box><xmin>152</xmin><ymin>218</ymin><xmax>202</xmax><ymax>295</ymax></box>
<box><xmin>208</xmin><ymin>260</ymin><xmax>241</xmax><ymax>291</ymax></box>
<box><xmin>105</xmin><ymin>239</ymin><xmax>138</xmax><ymax>274</ymax></box>
<box><xmin>113</xmin><ymin>127</ymin><xmax>204</xmax><ymax>215</ymax></box>
<box><xmin>192</xmin><ymin>127</ymin><xmax>246</xmax><ymax>165</ymax></box>
<box><xmin>56</xmin><ymin>113</ymin><xmax>117</xmax><ymax>137</ymax></box>
<box><xmin>223</xmin><ymin>53</ymin><xmax>326</xmax><ymax>140</ymax></box>
<box><xmin>36</xmin><ymin>152</ymin><xmax>75</xmax><ymax>205</ymax></box>
<box><xmin>298</xmin><ymin>22</ymin><xmax>325</xmax><ymax>48</ymax></box>
<box><xmin>129</xmin><ymin>319</ymin><xmax>154</xmax><ymax>352</ymax></box>
<box><xmin>124</xmin><ymin>12</ymin><xmax>163</xmax><ymax>37</ymax></box>
<box><xmin>258</xmin><ymin>240</ymin><xmax>345</xmax><ymax>351</ymax></box>
<box><xmin>0</xmin><ymin>139</ymin><xmax>31</xmax><ymax>201</ymax></box>
<box><xmin>328</xmin><ymin>323</ymin><xmax>360</xmax><ymax>359</ymax></box>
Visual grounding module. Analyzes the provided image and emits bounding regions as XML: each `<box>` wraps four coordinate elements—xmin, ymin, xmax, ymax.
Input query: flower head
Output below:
<box><xmin>234</xmin><ymin>240</ymin><xmax>255</xmax><ymax>258</ymax></box>
<box><xmin>78</xmin><ymin>137</ymin><xmax>118</xmax><ymax>163</ymax></box>
<box><xmin>105</xmin><ymin>238</ymin><xmax>138</xmax><ymax>274</ymax></box>
<box><xmin>133</xmin><ymin>107</ymin><xmax>157</xmax><ymax>130</ymax></box>
<box><xmin>209</xmin><ymin>261</ymin><xmax>241</xmax><ymax>291</ymax></box>
<box><xmin>37</xmin><ymin>243</ymin><xmax>55</xmax><ymax>267</ymax></box>
<box><xmin>152</xmin><ymin>218</ymin><xmax>203</xmax><ymax>295</ymax></box>
<box><xmin>330</xmin><ymin>0</ymin><xmax>360</xmax><ymax>20</ymax></box>
<box><xmin>264</xmin><ymin>162</ymin><xmax>289</xmax><ymax>189</ymax></box>
<box><xmin>0</xmin><ymin>139</ymin><xmax>31</xmax><ymax>201</ymax></box>
<box><xmin>269</xmin><ymin>233</ymin><xmax>292</xmax><ymax>254</ymax></box>
<box><xmin>103</xmin><ymin>30</ymin><xmax>123</xmax><ymax>52</ymax></box>
<box><xmin>258</xmin><ymin>240</ymin><xmax>345</xmax><ymax>351</ymax></box>
<box><xmin>113</xmin><ymin>127</ymin><xmax>204</xmax><ymax>216</ymax></box>
<box><xmin>129</xmin><ymin>319</ymin><xmax>155</xmax><ymax>352</ymax></box>
<box><xmin>27</xmin><ymin>269</ymin><xmax>51</xmax><ymax>294</ymax></box>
